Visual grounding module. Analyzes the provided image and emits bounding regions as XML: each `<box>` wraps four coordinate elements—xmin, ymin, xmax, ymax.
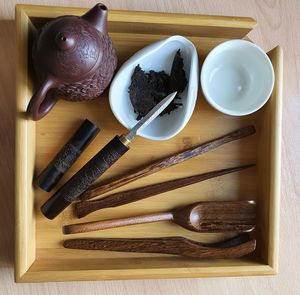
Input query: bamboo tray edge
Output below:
<box><xmin>15</xmin><ymin>4</ymin><xmax>282</xmax><ymax>282</ymax></box>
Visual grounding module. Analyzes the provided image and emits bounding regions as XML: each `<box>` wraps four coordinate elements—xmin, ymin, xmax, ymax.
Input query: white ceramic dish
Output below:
<box><xmin>109</xmin><ymin>35</ymin><xmax>199</xmax><ymax>140</ymax></box>
<box><xmin>201</xmin><ymin>40</ymin><xmax>274</xmax><ymax>116</ymax></box>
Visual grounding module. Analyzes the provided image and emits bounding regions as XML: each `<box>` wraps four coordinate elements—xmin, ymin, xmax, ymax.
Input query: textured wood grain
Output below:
<box><xmin>0</xmin><ymin>0</ymin><xmax>299</xmax><ymax>294</ymax></box>
<box><xmin>40</xmin><ymin>136</ymin><xmax>129</xmax><ymax>219</ymax></box>
<box><xmin>63</xmin><ymin>235</ymin><xmax>256</xmax><ymax>258</ymax></box>
<box><xmin>80</xmin><ymin>126</ymin><xmax>256</xmax><ymax>201</ymax></box>
<box><xmin>64</xmin><ymin>201</ymin><xmax>256</xmax><ymax>234</ymax></box>
<box><xmin>75</xmin><ymin>165</ymin><xmax>255</xmax><ymax>218</ymax></box>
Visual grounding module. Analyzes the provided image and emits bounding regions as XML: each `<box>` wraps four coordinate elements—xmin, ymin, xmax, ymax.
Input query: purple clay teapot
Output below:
<box><xmin>27</xmin><ymin>3</ymin><xmax>117</xmax><ymax>120</ymax></box>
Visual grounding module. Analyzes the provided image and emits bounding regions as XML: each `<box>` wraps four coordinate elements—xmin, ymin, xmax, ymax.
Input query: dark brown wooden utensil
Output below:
<box><xmin>75</xmin><ymin>164</ymin><xmax>255</xmax><ymax>218</ymax></box>
<box><xmin>64</xmin><ymin>200</ymin><xmax>256</xmax><ymax>234</ymax></box>
<box><xmin>80</xmin><ymin>125</ymin><xmax>256</xmax><ymax>201</ymax></box>
<box><xmin>63</xmin><ymin>234</ymin><xmax>256</xmax><ymax>258</ymax></box>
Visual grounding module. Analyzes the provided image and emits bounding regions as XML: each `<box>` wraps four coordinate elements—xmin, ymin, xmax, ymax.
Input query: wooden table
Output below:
<box><xmin>0</xmin><ymin>0</ymin><xmax>299</xmax><ymax>294</ymax></box>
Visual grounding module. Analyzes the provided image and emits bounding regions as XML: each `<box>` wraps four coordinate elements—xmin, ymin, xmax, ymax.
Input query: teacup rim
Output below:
<box><xmin>200</xmin><ymin>39</ymin><xmax>275</xmax><ymax>116</ymax></box>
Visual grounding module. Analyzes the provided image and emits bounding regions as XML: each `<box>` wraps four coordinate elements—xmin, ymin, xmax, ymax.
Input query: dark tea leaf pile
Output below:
<box><xmin>128</xmin><ymin>49</ymin><xmax>188</xmax><ymax>119</ymax></box>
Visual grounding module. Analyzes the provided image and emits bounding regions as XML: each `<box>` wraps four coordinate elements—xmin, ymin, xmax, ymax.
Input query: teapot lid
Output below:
<box><xmin>33</xmin><ymin>16</ymin><xmax>103</xmax><ymax>82</ymax></box>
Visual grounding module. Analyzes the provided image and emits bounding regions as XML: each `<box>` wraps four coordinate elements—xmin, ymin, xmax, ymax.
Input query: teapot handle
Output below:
<box><xmin>27</xmin><ymin>76</ymin><xmax>59</xmax><ymax>120</ymax></box>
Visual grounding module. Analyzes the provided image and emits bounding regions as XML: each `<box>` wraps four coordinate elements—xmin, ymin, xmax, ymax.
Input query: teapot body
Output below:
<box><xmin>32</xmin><ymin>24</ymin><xmax>117</xmax><ymax>101</ymax></box>
<box><xmin>56</xmin><ymin>39</ymin><xmax>116</xmax><ymax>101</ymax></box>
<box><xmin>27</xmin><ymin>3</ymin><xmax>117</xmax><ymax>120</ymax></box>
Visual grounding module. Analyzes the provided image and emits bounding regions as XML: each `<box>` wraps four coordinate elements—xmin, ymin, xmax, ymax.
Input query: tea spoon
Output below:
<box><xmin>63</xmin><ymin>200</ymin><xmax>256</xmax><ymax>234</ymax></box>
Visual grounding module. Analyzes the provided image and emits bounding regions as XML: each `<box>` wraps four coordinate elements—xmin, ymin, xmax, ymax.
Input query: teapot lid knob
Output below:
<box><xmin>55</xmin><ymin>32</ymin><xmax>76</xmax><ymax>51</ymax></box>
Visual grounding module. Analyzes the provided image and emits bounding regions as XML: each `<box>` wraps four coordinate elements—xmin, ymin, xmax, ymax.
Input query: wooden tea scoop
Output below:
<box><xmin>63</xmin><ymin>200</ymin><xmax>256</xmax><ymax>234</ymax></box>
<box><xmin>64</xmin><ymin>234</ymin><xmax>256</xmax><ymax>258</ymax></box>
<box><xmin>80</xmin><ymin>125</ymin><xmax>256</xmax><ymax>201</ymax></box>
<box><xmin>75</xmin><ymin>164</ymin><xmax>255</xmax><ymax>218</ymax></box>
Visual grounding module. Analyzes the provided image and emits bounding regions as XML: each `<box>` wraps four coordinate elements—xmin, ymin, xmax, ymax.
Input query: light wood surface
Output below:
<box><xmin>14</xmin><ymin>4</ymin><xmax>280</xmax><ymax>282</ymax></box>
<box><xmin>0</xmin><ymin>0</ymin><xmax>299</xmax><ymax>294</ymax></box>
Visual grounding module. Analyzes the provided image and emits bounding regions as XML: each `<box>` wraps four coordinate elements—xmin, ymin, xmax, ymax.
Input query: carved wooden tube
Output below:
<box><xmin>36</xmin><ymin>119</ymin><xmax>100</xmax><ymax>192</ymax></box>
<box><xmin>41</xmin><ymin>136</ymin><xmax>129</xmax><ymax>219</ymax></box>
<box><xmin>75</xmin><ymin>164</ymin><xmax>255</xmax><ymax>218</ymax></box>
<box><xmin>81</xmin><ymin>125</ymin><xmax>256</xmax><ymax>201</ymax></box>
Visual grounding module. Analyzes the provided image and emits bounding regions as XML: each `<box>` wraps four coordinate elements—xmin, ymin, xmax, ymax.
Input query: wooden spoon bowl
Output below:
<box><xmin>173</xmin><ymin>200</ymin><xmax>256</xmax><ymax>232</ymax></box>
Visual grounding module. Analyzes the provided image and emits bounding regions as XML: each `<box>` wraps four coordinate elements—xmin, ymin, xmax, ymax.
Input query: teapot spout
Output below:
<box><xmin>81</xmin><ymin>3</ymin><xmax>108</xmax><ymax>33</ymax></box>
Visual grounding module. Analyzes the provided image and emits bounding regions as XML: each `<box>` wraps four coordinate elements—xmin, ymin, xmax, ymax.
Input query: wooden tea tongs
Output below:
<box><xmin>64</xmin><ymin>233</ymin><xmax>256</xmax><ymax>259</ymax></box>
<box><xmin>75</xmin><ymin>164</ymin><xmax>255</xmax><ymax>218</ymax></box>
<box><xmin>79</xmin><ymin>125</ymin><xmax>256</xmax><ymax>202</ymax></box>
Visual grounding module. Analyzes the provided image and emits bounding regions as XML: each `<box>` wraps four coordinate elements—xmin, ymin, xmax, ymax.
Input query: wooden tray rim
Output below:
<box><xmin>15</xmin><ymin>4</ymin><xmax>282</xmax><ymax>282</ymax></box>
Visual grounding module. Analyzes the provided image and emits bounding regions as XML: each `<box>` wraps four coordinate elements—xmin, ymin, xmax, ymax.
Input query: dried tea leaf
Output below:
<box><xmin>128</xmin><ymin>50</ymin><xmax>187</xmax><ymax>119</ymax></box>
<box><xmin>169</xmin><ymin>49</ymin><xmax>188</xmax><ymax>93</ymax></box>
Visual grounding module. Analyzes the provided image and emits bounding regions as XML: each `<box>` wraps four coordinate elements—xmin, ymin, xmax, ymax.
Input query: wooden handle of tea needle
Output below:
<box><xmin>41</xmin><ymin>136</ymin><xmax>129</xmax><ymax>219</ymax></box>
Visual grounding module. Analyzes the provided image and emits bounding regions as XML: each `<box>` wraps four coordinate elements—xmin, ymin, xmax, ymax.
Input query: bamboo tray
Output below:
<box><xmin>15</xmin><ymin>4</ymin><xmax>282</xmax><ymax>282</ymax></box>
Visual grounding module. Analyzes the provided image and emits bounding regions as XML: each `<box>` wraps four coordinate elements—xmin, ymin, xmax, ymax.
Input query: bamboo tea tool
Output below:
<box><xmin>64</xmin><ymin>233</ymin><xmax>256</xmax><ymax>259</ymax></box>
<box><xmin>64</xmin><ymin>200</ymin><xmax>256</xmax><ymax>234</ymax></box>
<box><xmin>41</xmin><ymin>92</ymin><xmax>177</xmax><ymax>219</ymax></box>
<box><xmin>75</xmin><ymin>164</ymin><xmax>255</xmax><ymax>218</ymax></box>
<box><xmin>80</xmin><ymin>125</ymin><xmax>256</xmax><ymax>201</ymax></box>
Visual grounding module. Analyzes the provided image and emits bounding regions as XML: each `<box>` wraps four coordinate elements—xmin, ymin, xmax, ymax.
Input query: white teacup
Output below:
<box><xmin>201</xmin><ymin>40</ymin><xmax>274</xmax><ymax>116</ymax></box>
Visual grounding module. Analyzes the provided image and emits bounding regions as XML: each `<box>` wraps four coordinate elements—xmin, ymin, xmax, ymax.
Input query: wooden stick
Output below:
<box><xmin>63</xmin><ymin>234</ymin><xmax>256</xmax><ymax>258</ymax></box>
<box><xmin>80</xmin><ymin>125</ymin><xmax>256</xmax><ymax>201</ymax></box>
<box><xmin>75</xmin><ymin>164</ymin><xmax>254</xmax><ymax>218</ymax></box>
